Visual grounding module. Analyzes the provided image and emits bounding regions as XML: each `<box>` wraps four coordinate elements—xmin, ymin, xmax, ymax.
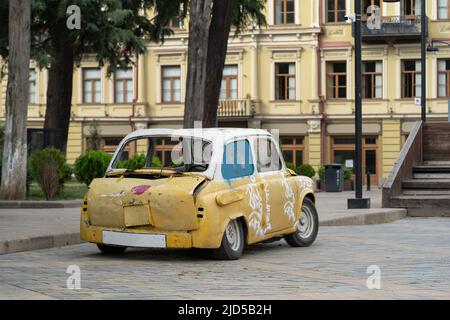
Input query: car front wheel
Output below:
<box><xmin>285</xmin><ymin>198</ymin><xmax>319</xmax><ymax>247</ymax></box>
<box><xmin>97</xmin><ymin>244</ymin><xmax>127</xmax><ymax>255</ymax></box>
<box><xmin>213</xmin><ymin>219</ymin><xmax>245</xmax><ymax>260</ymax></box>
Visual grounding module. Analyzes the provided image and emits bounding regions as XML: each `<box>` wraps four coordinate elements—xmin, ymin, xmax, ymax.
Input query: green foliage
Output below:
<box><xmin>296</xmin><ymin>164</ymin><xmax>316</xmax><ymax>178</ymax></box>
<box><xmin>318</xmin><ymin>166</ymin><xmax>325</xmax><ymax>181</ymax></box>
<box><xmin>117</xmin><ymin>154</ymin><xmax>162</xmax><ymax>170</ymax></box>
<box><xmin>343</xmin><ymin>166</ymin><xmax>353</xmax><ymax>180</ymax></box>
<box><xmin>28</xmin><ymin>148</ymin><xmax>71</xmax><ymax>200</ymax></box>
<box><xmin>285</xmin><ymin>162</ymin><xmax>296</xmax><ymax>171</ymax></box>
<box><xmin>232</xmin><ymin>0</ymin><xmax>267</xmax><ymax>34</ymax></box>
<box><xmin>74</xmin><ymin>150</ymin><xmax>112</xmax><ymax>186</ymax></box>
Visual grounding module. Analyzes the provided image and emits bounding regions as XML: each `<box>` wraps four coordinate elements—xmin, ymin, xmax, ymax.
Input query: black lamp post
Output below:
<box><xmin>348</xmin><ymin>0</ymin><xmax>370</xmax><ymax>209</ymax></box>
<box><xmin>348</xmin><ymin>0</ymin><xmax>427</xmax><ymax>209</ymax></box>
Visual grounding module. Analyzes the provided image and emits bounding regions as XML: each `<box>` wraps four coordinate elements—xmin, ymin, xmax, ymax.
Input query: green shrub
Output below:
<box><xmin>117</xmin><ymin>154</ymin><xmax>163</xmax><ymax>170</ymax></box>
<box><xmin>285</xmin><ymin>162</ymin><xmax>296</xmax><ymax>171</ymax></box>
<box><xmin>29</xmin><ymin>148</ymin><xmax>70</xmax><ymax>200</ymax></box>
<box><xmin>343</xmin><ymin>166</ymin><xmax>353</xmax><ymax>180</ymax></box>
<box><xmin>296</xmin><ymin>164</ymin><xmax>316</xmax><ymax>178</ymax></box>
<box><xmin>318</xmin><ymin>165</ymin><xmax>325</xmax><ymax>180</ymax></box>
<box><xmin>74</xmin><ymin>151</ymin><xmax>112</xmax><ymax>186</ymax></box>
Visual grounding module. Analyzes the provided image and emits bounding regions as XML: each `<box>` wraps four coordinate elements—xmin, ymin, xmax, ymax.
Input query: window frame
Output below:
<box><xmin>274</xmin><ymin>0</ymin><xmax>295</xmax><ymax>25</ymax></box>
<box><xmin>220</xmin><ymin>65</ymin><xmax>239</xmax><ymax>100</ymax></box>
<box><xmin>401</xmin><ymin>59</ymin><xmax>421</xmax><ymax>98</ymax></box>
<box><xmin>275</xmin><ymin>62</ymin><xmax>296</xmax><ymax>101</ymax></box>
<box><xmin>161</xmin><ymin>65</ymin><xmax>181</xmax><ymax>104</ymax></box>
<box><xmin>29</xmin><ymin>69</ymin><xmax>37</xmax><ymax>105</ymax></box>
<box><xmin>326</xmin><ymin>0</ymin><xmax>347</xmax><ymax>23</ymax></box>
<box><xmin>82</xmin><ymin>68</ymin><xmax>102</xmax><ymax>104</ymax></box>
<box><xmin>280</xmin><ymin>136</ymin><xmax>305</xmax><ymax>167</ymax></box>
<box><xmin>327</xmin><ymin>61</ymin><xmax>347</xmax><ymax>99</ymax></box>
<box><xmin>362</xmin><ymin>61</ymin><xmax>383</xmax><ymax>99</ymax></box>
<box><xmin>438</xmin><ymin>0</ymin><xmax>450</xmax><ymax>19</ymax></box>
<box><xmin>114</xmin><ymin>68</ymin><xmax>134</xmax><ymax>104</ymax></box>
<box><xmin>438</xmin><ymin>59</ymin><xmax>450</xmax><ymax>98</ymax></box>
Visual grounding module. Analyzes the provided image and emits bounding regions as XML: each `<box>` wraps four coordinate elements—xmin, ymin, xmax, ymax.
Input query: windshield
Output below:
<box><xmin>111</xmin><ymin>136</ymin><xmax>213</xmax><ymax>173</ymax></box>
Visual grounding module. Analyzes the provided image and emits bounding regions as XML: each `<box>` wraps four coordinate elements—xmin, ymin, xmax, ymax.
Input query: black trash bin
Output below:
<box><xmin>324</xmin><ymin>164</ymin><xmax>344</xmax><ymax>192</ymax></box>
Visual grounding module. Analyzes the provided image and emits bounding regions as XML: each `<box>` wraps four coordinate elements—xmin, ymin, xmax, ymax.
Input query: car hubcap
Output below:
<box><xmin>297</xmin><ymin>205</ymin><xmax>314</xmax><ymax>239</ymax></box>
<box><xmin>226</xmin><ymin>220</ymin><xmax>241</xmax><ymax>251</ymax></box>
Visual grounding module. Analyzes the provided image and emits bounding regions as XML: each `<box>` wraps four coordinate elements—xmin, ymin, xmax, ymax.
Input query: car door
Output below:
<box><xmin>253</xmin><ymin>136</ymin><xmax>297</xmax><ymax>233</ymax></box>
<box><xmin>221</xmin><ymin>139</ymin><xmax>271</xmax><ymax>240</ymax></box>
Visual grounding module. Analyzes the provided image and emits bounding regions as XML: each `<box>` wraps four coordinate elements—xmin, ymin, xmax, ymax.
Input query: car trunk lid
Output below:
<box><xmin>87</xmin><ymin>174</ymin><xmax>206</xmax><ymax>231</ymax></box>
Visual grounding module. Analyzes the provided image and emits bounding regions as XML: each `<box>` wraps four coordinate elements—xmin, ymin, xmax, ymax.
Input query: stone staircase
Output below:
<box><xmin>383</xmin><ymin>122</ymin><xmax>450</xmax><ymax>217</ymax></box>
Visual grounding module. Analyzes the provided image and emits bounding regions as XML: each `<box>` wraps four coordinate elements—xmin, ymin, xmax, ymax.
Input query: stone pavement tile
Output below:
<box><xmin>0</xmin><ymin>218</ymin><xmax>449</xmax><ymax>299</ymax></box>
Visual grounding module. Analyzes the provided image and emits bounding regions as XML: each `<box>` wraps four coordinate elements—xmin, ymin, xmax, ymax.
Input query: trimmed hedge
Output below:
<box><xmin>74</xmin><ymin>151</ymin><xmax>112</xmax><ymax>186</ymax></box>
<box><xmin>117</xmin><ymin>154</ymin><xmax>163</xmax><ymax>170</ymax></box>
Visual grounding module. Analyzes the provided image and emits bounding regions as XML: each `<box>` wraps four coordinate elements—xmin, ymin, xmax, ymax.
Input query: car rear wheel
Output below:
<box><xmin>213</xmin><ymin>219</ymin><xmax>244</xmax><ymax>260</ymax></box>
<box><xmin>285</xmin><ymin>198</ymin><xmax>319</xmax><ymax>247</ymax></box>
<box><xmin>97</xmin><ymin>244</ymin><xmax>127</xmax><ymax>255</ymax></box>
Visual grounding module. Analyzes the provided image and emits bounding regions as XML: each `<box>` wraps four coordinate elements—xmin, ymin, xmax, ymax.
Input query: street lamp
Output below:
<box><xmin>348</xmin><ymin>0</ymin><xmax>427</xmax><ymax>209</ymax></box>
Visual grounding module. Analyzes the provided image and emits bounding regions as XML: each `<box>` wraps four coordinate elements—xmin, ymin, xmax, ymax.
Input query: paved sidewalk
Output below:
<box><xmin>0</xmin><ymin>189</ymin><xmax>406</xmax><ymax>255</ymax></box>
<box><xmin>317</xmin><ymin>189</ymin><xmax>407</xmax><ymax>226</ymax></box>
<box><xmin>1</xmin><ymin>218</ymin><xmax>448</xmax><ymax>299</ymax></box>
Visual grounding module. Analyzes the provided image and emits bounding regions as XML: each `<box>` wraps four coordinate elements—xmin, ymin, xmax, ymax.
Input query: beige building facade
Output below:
<box><xmin>2</xmin><ymin>0</ymin><xmax>450</xmax><ymax>185</ymax></box>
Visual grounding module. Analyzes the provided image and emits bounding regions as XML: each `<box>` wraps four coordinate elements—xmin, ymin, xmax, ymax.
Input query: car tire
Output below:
<box><xmin>213</xmin><ymin>219</ymin><xmax>245</xmax><ymax>260</ymax></box>
<box><xmin>285</xmin><ymin>198</ymin><xmax>319</xmax><ymax>247</ymax></box>
<box><xmin>97</xmin><ymin>244</ymin><xmax>127</xmax><ymax>255</ymax></box>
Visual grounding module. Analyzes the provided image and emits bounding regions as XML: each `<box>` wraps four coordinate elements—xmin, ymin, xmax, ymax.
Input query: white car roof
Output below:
<box><xmin>123</xmin><ymin>128</ymin><xmax>272</xmax><ymax>142</ymax></box>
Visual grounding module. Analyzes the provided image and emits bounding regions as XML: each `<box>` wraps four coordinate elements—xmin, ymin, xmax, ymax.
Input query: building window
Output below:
<box><xmin>275</xmin><ymin>63</ymin><xmax>296</xmax><ymax>101</ymax></box>
<box><xmin>169</xmin><ymin>17</ymin><xmax>182</xmax><ymax>29</ymax></box>
<box><xmin>280</xmin><ymin>137</ymin><xmax>304</xmax><ymax>167</ymax></box>
<box><xmin>362</xmin><ymin>0</ymin><xmax>382</xmax><ymax>16</ymax></box>
<box><xmin>401</xmin><ymin>0</ymin><xmax>420</xmax><ymax>16</ymax></box>
<box><xmin>102</xmin><ymin>137</ymin><xmax>126</xmax><ymax>156</ymax></box>
<box><xmin>161</xmin><ymin>66</ymin><xmax>181</xmax><ymax>103</ymax></box>
<box><xmin>438</xmin><ymin>0</ymin><xmax>450</xmax><ymax>19</ymax></box>
<box><xmin>154</xmin><ymin>138</ymin><xmax>180</xmax><ymax>166</ymax></box>
<box><xmin>29</xmin><ymin>69</ymin><xmax>37</xmax><ymax>104</ymax></box>
<box><xmin>402</xmin><ymin>60</ymin><xmax>421</xmax><ymax>98</ymax></box>
<box><xmin>82</xmin><ymin>68</ymin><xmax>102</xmax><ymax>103</ymax></box>
<box><xmin>275</xmin><ymin>0</ymin><xmax>295</xmax><ymax>25</ymax></box>
<box><xmin>327</xmin><ymin>0</ymin><xmax>346</xmax><ymax>23</ymax></box>
<box><xmin>327</xmin><ymin>61</ymin><xmax>347</xmax><ymax>99</ymax></box>
<box><xmin>220</xmin><ymin>65</ymin><xmax>238</xmax><ymax>100</ymax></box>
<box><xmin>114</xmin><ymin>68</ymin><xmax>133</xmax><ymax>103</ymax></box>
<box><xmin>362</xmin><ymin>61</ymin><xmax>382</xmax><ymax>99</ymax></box>
<box><xmin>438</xmin><ymin>59</ymin><xmax>450</xmax><ymax>97</ymax></box>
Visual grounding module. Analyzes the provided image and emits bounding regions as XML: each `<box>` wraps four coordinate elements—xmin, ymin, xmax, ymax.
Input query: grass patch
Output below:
<box><xmin>27</xmin><ymin>180</ymin><xmax>88</xmax><ymax>201</ymax></box>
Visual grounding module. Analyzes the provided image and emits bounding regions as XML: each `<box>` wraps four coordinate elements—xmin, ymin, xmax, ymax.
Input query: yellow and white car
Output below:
<box><xmin>81</xmin><ymin>128</ymin><xmax>318</xmax><ymax>260</ymax></box>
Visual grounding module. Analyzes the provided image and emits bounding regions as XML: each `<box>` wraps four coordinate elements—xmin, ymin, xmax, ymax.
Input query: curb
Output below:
<box><xmin>320</xmin><ymin>209</ymin><xmax>408</xmax><ymax>227</ymax></box>
<box><xmin>0</xmin><ymin>200</ymin><xmax>82</xmax><ymax>209</ymax></box>
<box><xmin>0</xmin><ymin>209</ymin><xmax>408</xmax><ymax>255</ymax></box>
<box><xmin>0</xmin><ymin>233</ymin><xmax>81</xmax><ymax>255</ymax></box>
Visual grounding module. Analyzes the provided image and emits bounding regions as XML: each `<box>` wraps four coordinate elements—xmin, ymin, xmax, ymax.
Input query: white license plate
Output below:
<box><xmin>102</xmin><ymin>231</ymin><xmax>166</xmax><ymax>248</ymax></box>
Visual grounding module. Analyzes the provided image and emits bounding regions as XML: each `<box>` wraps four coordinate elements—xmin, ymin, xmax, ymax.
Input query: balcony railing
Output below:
<box><xmin>217</xmin><ymin>99</ymin><xmax>253</xmax><ymax>118</ymax></box>
<box><xmin>360</xmin><ymin>15</ymin><xmax>427</xmax><ymax>40</ymax></box>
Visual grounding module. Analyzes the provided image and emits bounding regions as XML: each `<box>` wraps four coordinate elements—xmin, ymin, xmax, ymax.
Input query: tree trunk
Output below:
<box><xmin>0</xmin><ymin>0</ymin><xmax>31</xmax><ymax>200</ymax></box>
<box><xmin>184</xmin><ymin>0</ymin><xmax>213</xmax><ymax>128</ymax></box>
<box><xmin>202</xmin><ymin>0</ymin><xmax>234</xmax><ymax>128</ymax></box>
<box><xmin>43</xmin><ymin>43</ymin><xmax>74</xmax><ymax>152</ymax></box>
<box><xmin>184</xmin><ymin>0</ymin><xmax>234</xmax><ymax>128</ymax></box>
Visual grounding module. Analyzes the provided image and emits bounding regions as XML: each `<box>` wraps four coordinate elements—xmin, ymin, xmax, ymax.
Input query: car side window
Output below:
<box><xmin>255</xmin><ymin>137</ymin><xmax>283</xmax><ymax>173</ymax></box>
<box><xmin>221</xmin><ymin>139</ymin><xmax>255</xmax><ymax>180</ymax></box>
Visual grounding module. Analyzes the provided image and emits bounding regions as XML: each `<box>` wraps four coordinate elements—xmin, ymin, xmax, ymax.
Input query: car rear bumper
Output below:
<box><xmin>80</xmin><ymin>223</ymin><xmax>192</xmax><ymax>249</ymax></box>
